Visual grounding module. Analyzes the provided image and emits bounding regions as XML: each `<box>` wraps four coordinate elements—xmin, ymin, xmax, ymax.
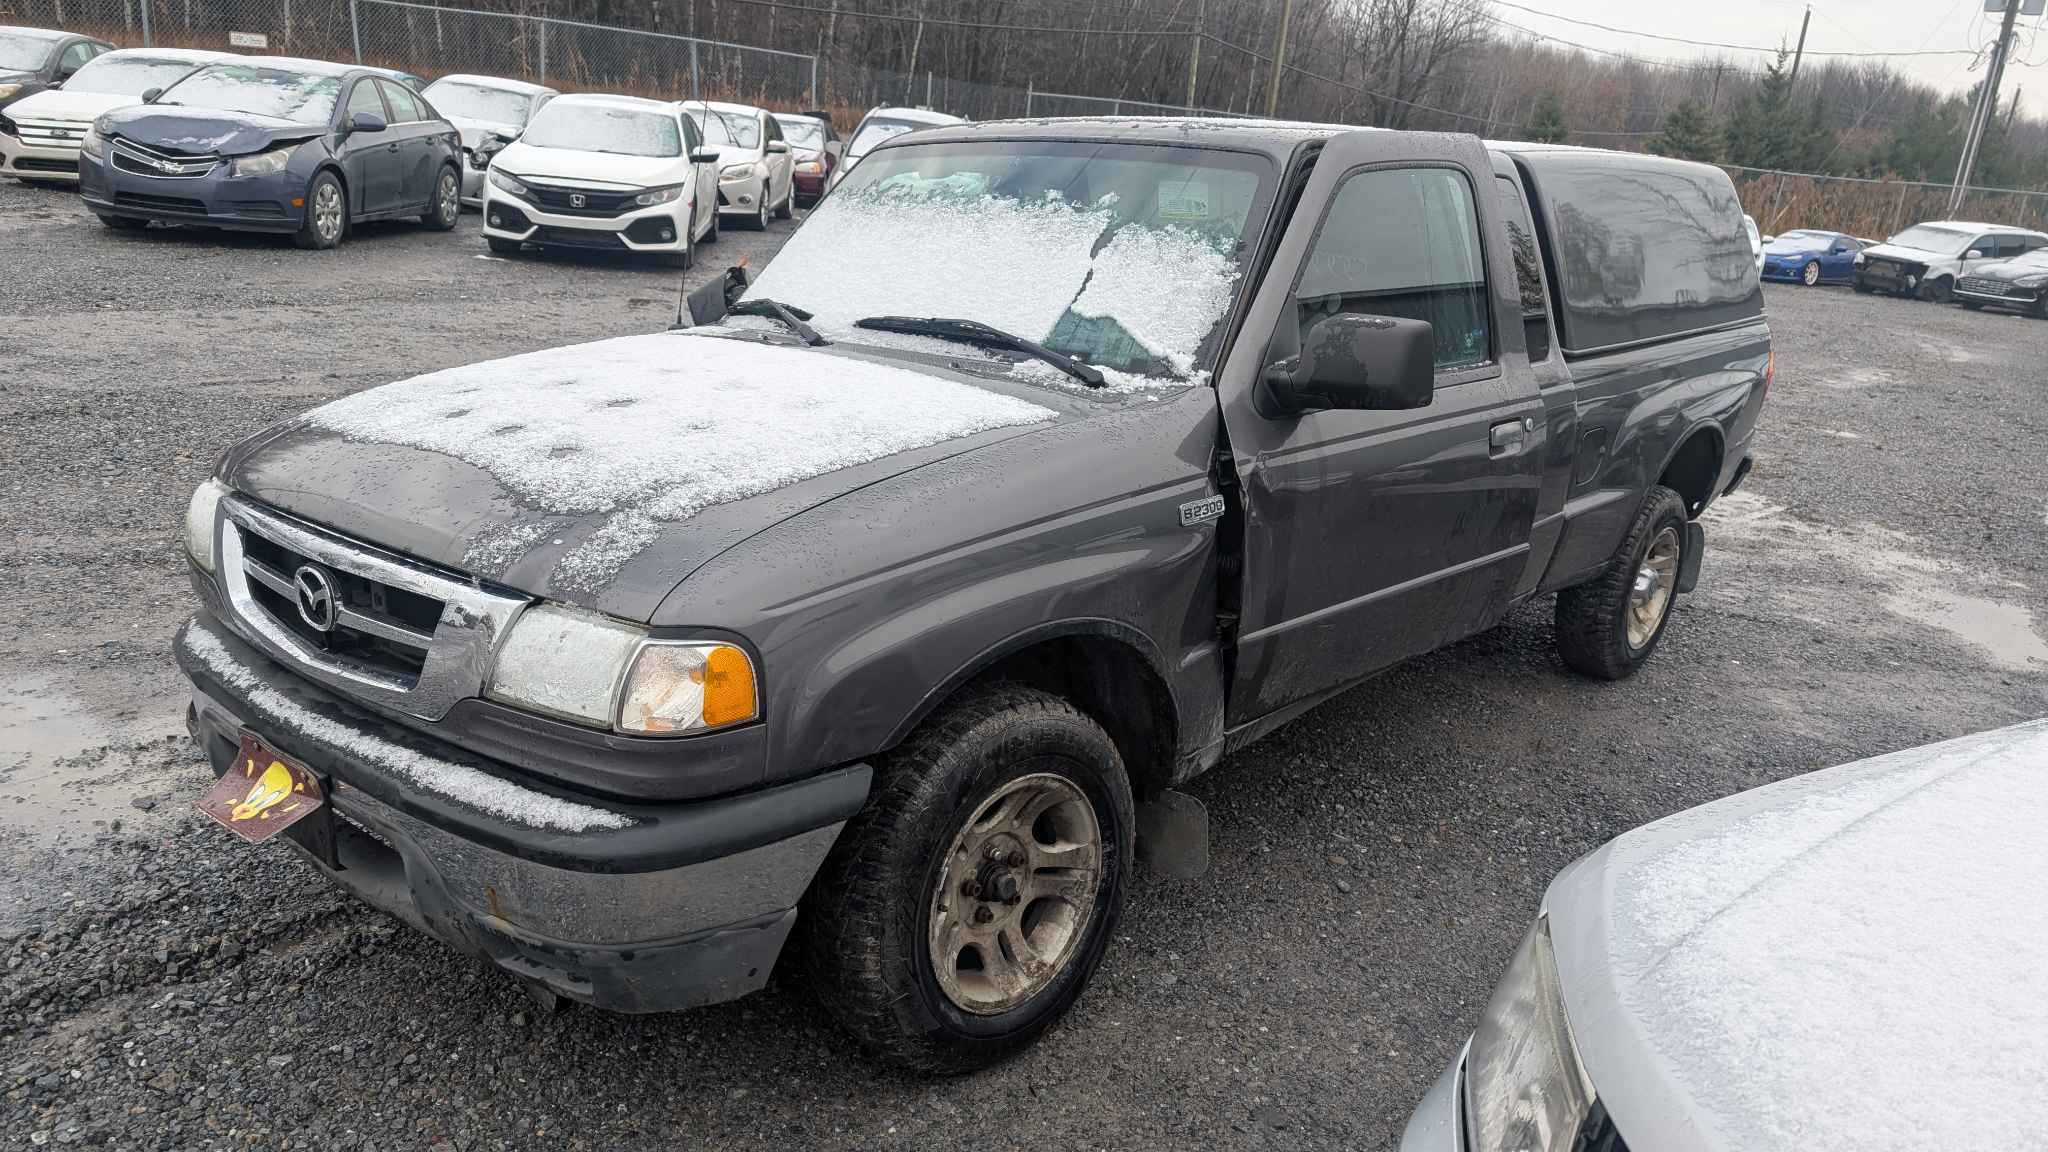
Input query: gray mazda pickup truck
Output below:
<box><xmin>172</xmin><ymin>118</ymin><xmax>1768</xmax><ymax>1071</ymax></box>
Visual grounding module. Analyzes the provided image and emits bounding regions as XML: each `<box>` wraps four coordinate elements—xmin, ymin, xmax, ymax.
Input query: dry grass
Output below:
<box><xmin>1734</xmin><ymin>171</ymin><xmax>2048</xmax><ymax>238</ymax></box>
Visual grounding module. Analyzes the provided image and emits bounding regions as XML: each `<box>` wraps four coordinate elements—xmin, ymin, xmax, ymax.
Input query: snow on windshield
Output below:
<box><xmin>0</xmin><ymin>33</ymin><xmax>57</xmax><ymax>71</ymax></box>
<box><xmin>744</xmin><ymin>147</ymin><xmax>1258</xmax><ymax>387</ymax></box>
<box><xmin>306</xmin><ymin>333</ymin><xmax>1055</xmax><ymax>590</ymax></box>
<box><xmin>423</xmin><ymin>80</ymin><xmax>532</xmax><ymax>127</ymax></box>
<box><xmin>67</xmin><ymin>56</ymin><xmax>215</xmax><ymax>98</ymax></box>
<box><xmin>523</xmin><ymin>103</ymin><xmax>680</xmax><ymax>157</ymax></box>
<box><xmin>158</xmin><ymin>65</ymin><xmax>341</xmax><ymax>125</ymax></box>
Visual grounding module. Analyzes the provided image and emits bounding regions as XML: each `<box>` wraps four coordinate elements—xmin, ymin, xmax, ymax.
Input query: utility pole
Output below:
<box><xmin>1949</xmin><ymin>0</ymin><xmax>2024</xmax><ymax>215</ymax></box>
<box><xmin>1787</xmin><ymin>5</ymin><xmax>1811</xmax><ymax>88</ymax></box>
<box><xmin>1264</xmin><ymin>0</ymin><xmax>1296</xmax><ymax>118</ymax></box>
<box><xmin>1186</xmin><ymin>0</ymin><xmax>1204</xmax><ymax>110</ymax></box>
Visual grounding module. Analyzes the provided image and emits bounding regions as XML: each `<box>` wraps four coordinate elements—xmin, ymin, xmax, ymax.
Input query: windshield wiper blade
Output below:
<box><xmin>852</xmin><ymin>315</ymin><xmax>1104</xmax><ymax>388</ymax></box>
<box><xmin>731</xmin><ymin>298</ymin><xmax>829</xmax><ymax>346</ymax></box>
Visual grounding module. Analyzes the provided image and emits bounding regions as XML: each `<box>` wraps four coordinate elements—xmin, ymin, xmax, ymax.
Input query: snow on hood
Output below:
<box><xmin>2</xmin><ymin>88</ymin><xmax>135</xmax><ymax>123</ymax></box>
<box><xmin>101</xmin><ymin>105</ymin><xmax>317</xmax><ymax>156</ymax></box>
<box><xmin>303</xmin><ymin>332</ymin><xmax>1056</xmax><ymax>592</ymax></box>
<box><xmin>743</xmin><ymin>185</ymin><xmax>1242</xmax><ymax>380</ymax></box>
<box><xmin>1549</xmin><ymin>720</ymin><xmax>2048</xmax><ymax>1152</ymax></box>
<box><xmin>491</xmin><ymin>139</ymin><xmax>680</xmax><ymax>188</ymax></box>
<box><xmin>444</xmin><ymin>112</ymin><xmax>520</xmax><ymax>150</ymax></box>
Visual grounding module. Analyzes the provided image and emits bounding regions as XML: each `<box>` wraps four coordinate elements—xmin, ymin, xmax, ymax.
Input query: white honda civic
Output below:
<box><xmin>480</xmin><ymin>93</ymin><xmax>719</xmax><ymax>267</ymax></box>
<box><xmin>682</xmin><ymin>99</ymin><xmax>794</xmax><ymax>230</ymax></box>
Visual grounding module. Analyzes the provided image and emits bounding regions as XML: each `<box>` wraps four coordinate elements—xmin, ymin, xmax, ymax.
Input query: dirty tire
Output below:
<box><xmin>293</xmin><ymin>170</ymin><xmax>346</xmax><ymax>250</ymax></box>
<box><xmin>1555</xmin><ymin>485</ymin><xmax>1690</xmax><ymax>681</ymax></box>
<box><xmin>802</xmin><ymin>684</ymin><xmax>1134</xmax><ymax>1074</ymax></box>
<box><xmin>485</xmin><ymin>236</ymin><xmax>520</xmax><ymax>256</ymax></box>
<box><xmin>703</xmin><ymin>202</ymin><xmax>720</xmax><ymax>244</ymax></box>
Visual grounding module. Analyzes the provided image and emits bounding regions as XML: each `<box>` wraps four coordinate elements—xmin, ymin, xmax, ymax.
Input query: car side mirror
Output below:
<box><xmin>141</xmin><ymin>86</ymin><xmax>163</xmax><ymax>103</ymax></box>
<box><xmin>346</xmin><ymin>112</ymin><xmax>387</xmax><ymax>134</ymax></box>
<box><xmin>1965</xmin><ymin>248</ymin><xmax>1984</xmax><ymax>260</ymax></box>
<box><xmin>766</xmin><ymin>140</ymin><xmax>790</xmax><ymax>154</ymax></box>
<box><xmin>689</xmin><ymin>150</ymin><xmax>720</xmax><ymax>164</ymax></box>
<box><xmin>1261</xmin><ymin>313</ymin><xmax>1435</xmax><ymax>416</ymax></box>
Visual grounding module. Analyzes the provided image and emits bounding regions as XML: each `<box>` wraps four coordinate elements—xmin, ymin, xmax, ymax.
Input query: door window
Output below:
<box><xmin>763</xmin><ymin>115</ymin><xmax>782</xmax><ymax>143</ymax></box>
<box><xmin>58</xmin><ymin>41</ymin><xmax>93</xmax><ymax>77</ymax></box>
<box><xmin>680</xmin><ymin>114</ymin><xmax>701</xmax><ymax>154</ymax></box>
<box><xmin>378</xmin><ymin>80</ymin><xmax>423</xmax><ymax>123</ymax></box>
<box><xmin>1295</xmin><ymin>166</ymin><xmax>1490</xmax><ymax>371</ymax></box>
<box><xmin>1493</xmin><ymin>174</ymin><xmax>1552</xmax><ymax>363</ymax></box>
<box><xmin>345</xmin><ymin>80</ymin><xmax>387</xmax><ymax>124</ymax></box>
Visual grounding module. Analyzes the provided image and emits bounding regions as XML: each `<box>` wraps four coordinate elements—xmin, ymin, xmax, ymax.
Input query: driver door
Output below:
<box><xmin>336</xmin><ymin>79</ymin><xmax>397</xmax><ymax>215</ymax></box>
<box><xmin>1216</xmin><ymin>131</ymin><xmax>1544</xmax><ymax>726</ymax></box>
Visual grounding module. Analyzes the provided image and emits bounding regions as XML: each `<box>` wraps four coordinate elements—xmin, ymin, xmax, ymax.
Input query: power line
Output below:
<box><xmin>1489</xmin><ymin>0</ymin><xmax>1985</xmax><ymax>59</ymax></box>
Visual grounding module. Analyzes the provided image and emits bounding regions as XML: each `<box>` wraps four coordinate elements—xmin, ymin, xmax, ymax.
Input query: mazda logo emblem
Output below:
<box><xmin>293</xmin><ymin>564</ymin><xmax>338</xmax><ymax>633</ymax></box>
<box><xmin>569</xmin><ymin>192</ymin><xmax>586</xmax><ymax>208</ymax></box>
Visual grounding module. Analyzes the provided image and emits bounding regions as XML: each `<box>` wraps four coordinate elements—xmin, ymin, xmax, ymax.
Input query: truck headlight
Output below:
<box><xmin>1465</xmin><ymin>916</ymin><xmax>1596</xmax><ymax>1152</ymax></box>
<box><xmin>486</xmin><ymin>603</ymin><xmax>758</xmax><ymax>734</ymax></box>
<box><xmin>488</xmin><ymin>166</ymin><xmax>529</xmax><ymax>197</ymax></box>
<box><xmin>631</xmin><ymin>183</ymin><xmax>685</xmax><ymax>206</ymax></box>
<box><xmin>184</xmin><ymin>478</ymin><xmax>229</xmax><ymax>574</ymax></box>
<box><xmin>230</xmin><ymin>146</ymin><xmax>295</xmax><ymax>176</ymax></box>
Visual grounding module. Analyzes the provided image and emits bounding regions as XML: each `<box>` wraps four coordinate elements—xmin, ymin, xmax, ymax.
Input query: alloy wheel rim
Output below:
<box><xmin>928</xmin><ymin>771</ymin><xmax>1102</xmax><ymax>1016</ymax></box>
<box><xmin>314</xmin><ymin>183</ymin><xmax>342</xmax><ymax>242</ymax></box>
<box><xmin>1804</xmin><ymin>262</ymin><xmax>1820</xmax><ymax>285</ymax></box>
<box><xmin>438</xmin><ymin>171</ymin><xmax>457</xmax><ymax>222</ymax></box>
<box><xmin>1626</xmin><ymin>526</ymin><xmax>1681</xmax><ymax>650</ymax></box>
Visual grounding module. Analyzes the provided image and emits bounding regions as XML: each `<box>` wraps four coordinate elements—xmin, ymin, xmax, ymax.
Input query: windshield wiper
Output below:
<box><xmin>853</xmin><ymin>315</ymin><xmax>1104</xmax><ymax>388</ymax></box>
<box><xmin>731</xmin><ymin>297</ymin><xmax>829</xmax><ymax>346</ymax></box>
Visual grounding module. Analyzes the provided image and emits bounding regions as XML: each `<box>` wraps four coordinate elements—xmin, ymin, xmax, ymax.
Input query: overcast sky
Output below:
<box><xmin>1499</xmin><ymin>1</ymin><xmax>2048</xmax><ymax>114</ymax></box>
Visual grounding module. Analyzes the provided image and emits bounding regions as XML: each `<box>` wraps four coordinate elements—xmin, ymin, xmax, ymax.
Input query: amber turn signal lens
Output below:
<box><xmin>617</xmin><ymin>642</ymin><xmax>758</xmax><ymax>735</ymax></box>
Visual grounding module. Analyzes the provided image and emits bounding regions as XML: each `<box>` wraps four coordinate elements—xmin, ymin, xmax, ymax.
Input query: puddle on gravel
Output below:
<box><xmin>1883</xmin><ymin>588</ymin><xmax>2048</xmax><ymax>671</ymax></box>
<box><xmin>0</xmin><ymin>673</ymin><xmax>187</xmax><ymax>856</ymax></box>
<box><xmin>1818</xmin><ymin>367</ymin><xmax>1894</xmax><ymax>390</ymax></box>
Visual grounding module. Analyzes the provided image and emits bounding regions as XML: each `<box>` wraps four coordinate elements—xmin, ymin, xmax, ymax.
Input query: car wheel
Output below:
<box><xmin>704</xmin><ymin>201</ymin><xmax>720</xmax><ymax>244</ymax></box>
<box><xmin>750</xmin><ymin>183</ymin><xmax>770</xmax><ymax>230</ymax></box>
<box><xmin>485</xmin><ymin>236</ymin><xmax>521</xmax><ymax>256</ymax></box>
<box><xmin>293</xmin><ymin>171</ymin><xmax>347</xmax><ymax>251</ymax></box>
<box><xmin>662</xmin><ymin>218</ymin><xmax>693</xmax><ymax>269</ymax></box>
<box><xmin>96</xmin><ymin>213</ymin><xmax>147</xmax><ymax>231</ymax></box>
<box><xmin>1555</xmin><ymin>485</ymin><xmax>1690</xmax><ymax>680</ymax></box>
<box><xmin>1919</xmin><ymin>275</ymin><xmax>1953</xmax><ymax>303</ymax></box>
<box><xmin>774</xmin><ymin>178</ymin><xmax>793</xmax><ymax>220</ymax></box>
<box><xmin>1801</xmin><ymin>260</ymin><xmax>1821</xmax><ymax>286</ymax></box>
<box><xmin>803</xmin><ymin>684</ymin><xmax>1133</xmax><ymax>1074</ymax></box>
<box><xmin>1853</xmin><ymin>278</ymin><xmax>1873</xmax><ymax>294</ymax></box>
<box><xmin>422</xmin><ymin>165</ymin><xmax>460</xmax><ymax>231</ymax></box>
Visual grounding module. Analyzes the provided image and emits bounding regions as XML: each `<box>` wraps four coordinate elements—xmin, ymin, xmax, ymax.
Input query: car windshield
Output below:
<box><xmin>742</xmin><ymin>140</ymin><xmax>1274</xmax><ymax>387</ymax></box>
<box><xmin>1886</xmin><ymin>225</ymin><xmax>1973</xmax><ymax>255</ymax></box>
<box><xmin>0</xmin><ymin>32</ymin><xmax>58</xmax><ymax>71</ymax></box>
<box><xmin>63</xmin><ymin>55</ymin><xmax>212</xmax><ymax>97</ymax></box>
<box><xmin>778</xmin><ymin>117</ymin><xmax>825</xmax><ymax>150</ymax></box>
<box><xmin>846</xmin><ymin>116</ymin><xmax>933</xmax><ymax>157</ymax></box>
<box><xmin>1765</xmin><ymin>230</ymin><xmax>1832</xmax><ymax>252</ymax></box>
<box><xmin>156</xmin><ymin>64</ymin><xmax>342</xmax><ymax>125</ymax></box>
<box><xmin>690</xmin><ymin>107</ymin><xmax>759</xmax><ymax>149</ymax></box>
<box><xmin>422</xmin><ymin>80</ymin><xmax>532</xmax><ymax>126</ymax></box>
<box><xmin>522</xmin><ymin>102</ymin><xmax>680</xmax><ymax>157</ymax></box>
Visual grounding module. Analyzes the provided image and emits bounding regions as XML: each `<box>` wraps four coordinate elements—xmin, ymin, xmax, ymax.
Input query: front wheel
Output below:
<box><xmin>803</xmin><ymin>685</ymin><xmax>1133</xmax><ymax>1073</ymax></box>
<box><xmin>1555</xmin><ymin>485</ymin><xmax>1690</xmax><ymax>680</ymax></box>
<box><xmin>422</xmin><ymin>165</ymin><xmax>460</xmax><ymax>230</ymax></box>
<box><xmin>774</xmin><ymin>178</ymin><xmax>793</xmax><ymax>220</ymax></box>
<box><xmin>293</xmin><ymin>171</ymin><xmax>346</xmax><ymax>250</ymax></box>
<box><xmin>1919</xmin><ymin>275</ymin><xmax>1953</xmax><ymax>303</ymax></box>
<box><xmin>703</xmin><ymin>199</ymin><xmax>720</xmax><ymax>244</ymax></box>
<box><xmin>748</xmin><ymin>183</ymin><xmax>770</xmax><ymax>230</ymax></box>
<box><xmin>1801</xmin><ymin>260</ymin><xmax>1821</xmax><ymax>286</ymax></box>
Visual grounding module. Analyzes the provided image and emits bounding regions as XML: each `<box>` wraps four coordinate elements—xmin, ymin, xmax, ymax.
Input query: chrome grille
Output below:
<box><xmin>216</xmin><ymin>498</ymin><xmax>529</xmax><ymax>721</ymax></box>
<box><xmin>1959</xmin><ymin>276</ymin><xmax>2031</xmax><ymax>299</ymax></box>
<box><xmin>13</xmin><ymin>115</ymin><xmax>89</xmax><ymax>151</ymax></box>
<box><xmin>110</xmin><ymin>138</ymin><xmax>221</xmax><ymax>179</ymax></box>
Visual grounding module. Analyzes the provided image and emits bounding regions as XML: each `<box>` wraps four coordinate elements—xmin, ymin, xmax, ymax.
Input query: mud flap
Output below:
<box><xmin>1677</xmin><ymin>521</ymin><xmax>1706</xmax><ymax>593</ymax></box>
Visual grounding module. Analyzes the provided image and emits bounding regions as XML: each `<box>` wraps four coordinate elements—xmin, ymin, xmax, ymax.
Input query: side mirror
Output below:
<box><xmin>766</xmin><ymin>140</ymin><xmax>790</xmax><ymax>154</ymax></box>
<box><xmin>1261</xmin><ymin>313</ymin><xmax>1435</xmax><ymax>416</ymax></box>
<box><xmin>346</xmin><ymin>112</ymin><xmax>387</xmax><ymax>134</ymax></box>
<box><xmin>140</xmin><ymin>86</ymin><xmax>164</xmax><ymax>104</ymax></box>
<box><xmin>689</xmin><ymin>149</ymin><xmax>720</xmax><ymax>165</ymax></box>
<box><xmin>1965</xmin><ymin>248</ymin><xmax>1984</xmax><ymax>260</ymax></box>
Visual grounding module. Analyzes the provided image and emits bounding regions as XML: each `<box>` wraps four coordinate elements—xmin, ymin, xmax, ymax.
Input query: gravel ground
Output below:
<box><xmin>5</xmin><ymin>175</ymin><xmax>2047</xmax><ymax>1150</ymax></box>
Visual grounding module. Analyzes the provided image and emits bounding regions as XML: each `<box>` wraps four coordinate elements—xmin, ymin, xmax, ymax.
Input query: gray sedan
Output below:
<box><xmin>1403</xmin><ymin>719</ymin><xmax>2047</xmax><ymax>1151</ymax></box>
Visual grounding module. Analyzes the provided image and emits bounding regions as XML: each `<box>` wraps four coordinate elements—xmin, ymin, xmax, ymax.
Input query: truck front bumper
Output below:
<box><xmin>175</xmin><ymin>612</ymin><xmax>869</xmax><ymax>1013</ymax></box>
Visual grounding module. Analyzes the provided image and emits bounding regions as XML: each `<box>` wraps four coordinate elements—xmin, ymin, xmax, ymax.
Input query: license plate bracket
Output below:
<box><xmin>198</xmin><ymin>732</ymin><xmax>331</xmax><ymax>852</ymax></box>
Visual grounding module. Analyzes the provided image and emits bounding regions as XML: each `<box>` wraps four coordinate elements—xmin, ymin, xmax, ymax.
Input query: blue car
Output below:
<box><xmin>78</xmin><ymin>56</ymin><xmax>461</xmax><ymax>250</ymax></box>
<box><xmin>1760</xmin><ymin>229</ymin><xmax>1863</xmax><ymax>286</ymax></box>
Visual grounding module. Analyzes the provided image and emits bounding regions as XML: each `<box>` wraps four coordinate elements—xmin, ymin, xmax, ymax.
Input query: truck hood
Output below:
<box><xmin>1542</xmin><ymin>720</ymin><xmax>2048</xmax><ymax>1152</ymax></box>
<box><xmin>3</xmin><ymin>88</ymin><xmax>135</xmax><ymax>123</ymax></box>
<box><xmin>100</xmin><ymin>104</ymin><xmax>320</xmax><ymax>156</ymax></box>
<box><xmin>490</xmin><ymin>140</ymin><xmax>683</xmax><ymax>188</ymax></box>
<box><xmin>222</xmin><ymin>331</ymin><xmax>1066</xmax><ymax>622</ymax></box>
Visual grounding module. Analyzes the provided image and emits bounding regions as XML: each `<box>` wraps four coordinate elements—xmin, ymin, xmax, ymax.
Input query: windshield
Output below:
<box><xmin>743</xmin><ymin>140</ymin><xmax>1273</xmax><ymax>387</ymax></box>
<box><xmin>156</xmin><ymin>64</ymin><xmax>341</xmax><ymax>124</ymax></box>
<box><xmin>64</xmin><ymin>55</ymin><xmax>211</xmax><ymax>97</ymax></box>
<box><xmin>1765</xmin><ymin>230</ymin><xmax>1833</xmax><ymax>252</ymax></box>
<box><xmin>0</xmin><ymin>32</ymin><xmax>57</xmax><ymax>72</ymax></box>
<box><xmin>690</xmin><ymin>107</ymin><xmax>759</xmax><ymax>150</ymax></box>
<box><xmin>1886</xmin><ymin>225</ymin><xmax>1973</xmax><ymax>255</ymax></box>
<box><xmin>522</xmin><ymin>102</ymin><xmax>679</xmax><ymax>157</ymax></box>
<box><xmin>777</xmin><ymin>116</ymin><xmax>825</xmax><ymax>150</ymax></box>
<box><xmin>846</xmin><ymin>116</ymin><xmax>936</xmax><ymax>158</ymax></box>
<box><xmin>422</xmin><ymin>80</ymin><xmax>532</xmax><ymax>126</ymax></box>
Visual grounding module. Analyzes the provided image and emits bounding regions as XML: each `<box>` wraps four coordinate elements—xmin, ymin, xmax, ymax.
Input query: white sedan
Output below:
<box><xmin>683</xmin><ymin>100</ymin><xmax>793</xmax><ymax>230</ymax></box>
<box><xmin>0</xmin><ymin>46</ymin><xmax>228</xmax><ymax>185</ymax></box>
<box><xmin>420</xmin><ymin>72</ymin><xmax>555</xmax><ymax>209</ymax></box>
<box><xmin>481</xmin><ymin>94</ymin><xmax>719</xmax><ymax>268</ymax></box>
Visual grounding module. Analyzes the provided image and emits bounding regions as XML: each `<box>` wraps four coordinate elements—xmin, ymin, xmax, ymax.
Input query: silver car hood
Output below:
<box><xmin>1543</xmin><ymin>720</ymin><xmax>2048</xmax><ymax>1152</ymax></box>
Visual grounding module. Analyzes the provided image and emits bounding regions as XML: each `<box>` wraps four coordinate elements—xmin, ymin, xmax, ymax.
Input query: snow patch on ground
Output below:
<box><xmin>306</xmin><ymin>333</ymin><xmax>1056</xmax><ymax>588</ymax></box>
<box><xmin>181</xmin><ymin>621</ymin><xmax>631</xmax><ymax>832</ymax></box>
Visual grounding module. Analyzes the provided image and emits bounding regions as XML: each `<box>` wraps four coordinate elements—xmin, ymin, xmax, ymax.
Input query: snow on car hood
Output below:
<box><xmin>443</xmin><ymin>112</ymin><xmax>520</xmax><ymax>151</ymax></box>
<box><xmin>2</xmin><ymin>88</ymin><xmax>135</xmax><ymax>123</ymax></box>
<box><xmin>1543</xmin><ymin>720</ymin><xmax>2048</xmax><ymax>1152</ymax></box>
<box><xmin>99</xmin><ymin>105</ymin><xmax>319</xmax><ymax>156</ymax></box>
<box><xmin>489</xmin><ymin>139</ymin><xmax>682</xmax><ymax>188</ymax></box>
<box><xmin>225</xmin><ymin>332</ymin><xmax>1057</xmax><ymax>620</ymax></box>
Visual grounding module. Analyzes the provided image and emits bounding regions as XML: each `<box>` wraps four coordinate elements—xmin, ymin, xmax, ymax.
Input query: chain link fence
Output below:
<box><xmin>1727</xmin><ymin>164</ymin><xmax>2048</xmax><ymax>238</ymax></box>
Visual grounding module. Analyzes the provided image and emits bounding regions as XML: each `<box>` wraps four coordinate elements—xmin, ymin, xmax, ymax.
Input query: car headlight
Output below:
<box><xmin>631</xmin><ymin>183</ymin><xmax>685</xmax><ymax>206</ymax></box>
<box><xmin>0</xmin><ymin>83</ymin><xmax>22</xmax><ymax>101</ymax></box>
<box><xmin>488</xmin><ymin>166</ymin><xmax>529</xmax><ymax>197</ymax></box>
<box><xmin>720</xmin><ymin>161</ymin><xmax>761</xmax><ymax>179</ymax></box>
<box><xmin>1853</xmin><ymin>253</ymin><xmax>1867</xmax><ymax>266</ymax></box>
<box><xmin>184</xmin><ymin>478</ymin><xmax>229</xmax><ymax>574</ymax></box>
<box><xmin>486</xmin><ymin>602</ymin><xmax>758</xmax><ymax>734</ymax></box>
<box><xmin>229</xmin><ymin>146</ymin><xmax>295</xmax><ymax>177</ymax></box>
<box><xmin>2012</xmin><ymin>274</ymin><xmax>2048</xmax><ymax>289</ymax></box>
<box><xmin>1465</xmin><ymin>916</ymin><xmax>1596</xmax><ymax>1152</ymax></box>
<box><xmin>78</xmin><ymin>125</ymin><xmax>105</xmax><ymax>158</ymax></box>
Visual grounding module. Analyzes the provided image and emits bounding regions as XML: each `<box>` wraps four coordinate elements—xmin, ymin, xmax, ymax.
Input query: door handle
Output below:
<box><xmin>1490</xmin><ymin>418</ymin><xmax>1533</xmax><ymax>457</ymax></box>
